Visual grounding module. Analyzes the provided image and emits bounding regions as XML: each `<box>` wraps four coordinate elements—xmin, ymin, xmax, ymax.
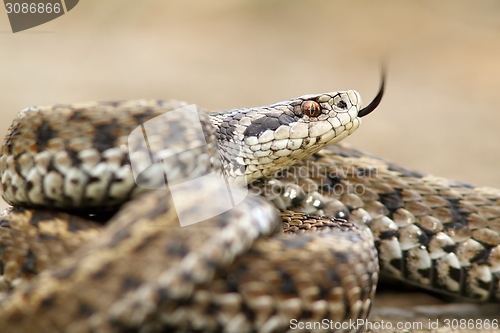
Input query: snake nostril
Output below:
<box><xmin>301</xmin><ymin>101</ymin><xmax>322</xmax><ymax>117</ymax></box>
<box><xmin>336</xmin><ymin>100</ymin><xmax>348</xmax><ymax>109</ymax></box>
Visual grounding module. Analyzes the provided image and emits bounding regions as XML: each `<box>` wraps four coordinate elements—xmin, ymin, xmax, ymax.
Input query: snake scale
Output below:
<box><xmin>0</xmin><ymin>77</ymin><xmax>500</xmax><ymax>333</ymax></box>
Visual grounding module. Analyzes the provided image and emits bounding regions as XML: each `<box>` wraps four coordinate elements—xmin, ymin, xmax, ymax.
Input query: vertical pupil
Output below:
<box><xmin>303</xmin><ymin>101</ymin><xmax>320</xmax><ymax>117</ymax></box>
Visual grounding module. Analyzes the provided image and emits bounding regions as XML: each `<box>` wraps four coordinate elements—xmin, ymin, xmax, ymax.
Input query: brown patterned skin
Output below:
<box><xmin>253</xmin><ymin>144</ymin><xmax>500</xmax><ymax>302</ymax></box>
<box><xmin>1</xmin><ymin>89</ymin><xmax>500</xmax><ymax>332</ymax></box>
<box><xmin>0</xmin><ymin>206</ymin><xmax>101</xmax><ymax>290</ymax></box>
<box><xmin>0</xmin><ymin>181</ymin><xmax>376</xmax><ymax>333</ymax></box>
<box><xmin>2</xmin><ymin>143</ymin><xmax>500</xmax><ymax>332</ymax></box>
<box><xmin>0</xmin><ymin>94</ymin><xmax>380</xmax><ymax>333</ymax></box>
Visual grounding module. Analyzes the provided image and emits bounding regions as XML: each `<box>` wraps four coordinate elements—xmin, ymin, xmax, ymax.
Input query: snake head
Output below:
<box><xmin>214</xmin><ymin>91</ymin><xmax>366</xmax><ymax>184</ymax></box>
<box><xmin>213</xmin><ymin>75</ymin><xmax>385</xmax><ymax>184</ymax></box>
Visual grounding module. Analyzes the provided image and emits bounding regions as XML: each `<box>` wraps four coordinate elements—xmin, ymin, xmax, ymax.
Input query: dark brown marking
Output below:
<box><xmin>93</xmin><ymin>121</ymin><xmax>120</xmax><ymax>153</ymax></box>
<box><xmin>91</xmin><ymin>262</ymin><xmax>113</xmax><ymax>280</ymax></box>
<box><xmin>35</xmin><ymin>120</ymin><xmax>57</xmax><ymax>151</ymax></box>
<box><xmin>278</xmin><ymin>113</ymin><xmax>296</xmax><ymax>125</ymax></box>
<box><xmin>165</xmin><ymin>241</ymin><xmax>189</xmax><ymax>257</ymax></box>
<box><xmin>133</xmin><ymin>233</ymin><xmax>161</xmax><ymax>253</ymax></box>
<box><xmin>278</xmin><ymin>268</ymin><xmax>297</xmax><ymax>294</ymax></box>
<box><xmin>78</xmin><ymin>301</ymin><xmax>95</xmax><ymax>317</ymax></box>
<box><xmin>378</xmin><ymin>230</ymin><xmax>398</xmax><ymax>240</ymax></box>
<box><xmin>280</xmin><ymin>235</ymin><xmax>314</xmax><ymax>249</ymax></box>
<box><xmin>387</xmin><ymin>163</ymin><xmax>425</xmax><ymax>178</ymax></box>
<box><xmin>260</xmin><ymin>117</ymin><xmax>281</xmax><ymax>131</ymax></box>
<box><xmin>443</xmin><ymin>197</ymin><xmax>469</xmax><ymax>226</ymax></box>
<box><xmin>379</xmin><ymin>190</ymin><xmax>404</xmax><ymax>212</ymax></box>
<box><xmin>107</xmin><ymin>228</ymin><xmax>132</xmax><ymax>248</ymax></box>
<box><xmin>40</xmin><ymin>295</ymin><xmax>57</xmax><ymax>308</ymax></box>
<box><xmin>145</xmin><ymin>199</ymin><xmax>170</xmax><ymax>220</ymax></box>
<box><xmin>52</xmin><ymin>265</ymin><xmax>78</xmax><ymax>280</ymax></box>
<box><xmin>21</xmin><ymin>250</ymin><xmax>37</xmax><ymax>275</ymax></box>
<box><xmin>121</xmin><ymin>276</ymin><xmax>142</xmax><ymax>291</ymax></box>
<box><xmin>29</xmin><ymin>210</ymin><xmax>53</xmax><ymax>226</ymax></box>
<box><xmin>336</xmin><ymin>100</ymin><xmax>348</xmax><ymax>109</ymax></box>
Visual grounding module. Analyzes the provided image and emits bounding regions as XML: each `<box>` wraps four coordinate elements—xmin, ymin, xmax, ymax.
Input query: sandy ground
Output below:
<box><xmin>1</xmin><ymin>1</ymin><xmax>500</xmax><ymax>332</ymax></box>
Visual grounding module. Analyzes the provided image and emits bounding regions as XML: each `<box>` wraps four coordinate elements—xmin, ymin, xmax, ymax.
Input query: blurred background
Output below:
<box><xmin>1</xmin><ymin>0</ymin><xmax>500</xmax><ymax>329</ymax></box>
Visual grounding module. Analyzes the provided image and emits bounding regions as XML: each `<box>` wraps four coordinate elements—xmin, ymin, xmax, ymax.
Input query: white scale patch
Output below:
<box><xmin>84</xmin><ymin>163</ymin><xmax>113</xmax><ymax>203</ymax></box>
<box><xmin>273</xmin><ymin>149</ymin><xmax>292</xmax><ymax>157</ymax></box>
<box><xmin>64</xmin><ymin>167</ymin><xmax>88</xmax><ymax>205</ymax></box>
<box><xmin>336</xmin><ymin>112</ymin><xmax>352</xmax><ymax>126</ymax></box>
<box><xmin>309</xmin><ymin>122</ymin><xmax>333</xmax><ymax>137</ymax></box>
<box><xmin>456</xmin><ymin>238</ymin><xmax>484</xmax><ymax>266</ymax></box>
<box><xmin>258</xmin><ymin>156</ymin><xmax>275</xmax><ymax>165</ymax></box>
<box><xmin>54</xmin><ymin>151</ymin><xmax>72</xmax><ymax>175</ymax></box>
<box><xmin>258</xmin><ymin>130</ymin><xmax>275</xmax><ymax>144</ymax></box>
<box><xmin>79</xmin><ymin>149</ymin><xmax>100</xmax><ymax>172</ymax></box>
<box><xmin>301</xmin><ymin>137</ymin><xmax>317</xmax><ymax>149</ymax></box>
<box><xmin>289</xmin><ymin>122</ymin><xmax>309</xmax><ymax>139</ymax></box>
<box><xmin>286</xmin><ymin>139</ymin><xmax>303</xmax><ymax>150</ymax></box>
<box><xmin>253</xmin><ymin>150</ymin><xmax>272</xmax><ymax>158</ymax></box>
<box><xmin>16</xmin><ymin>154</ymin><xmax>33</xmax><ymax>178</ymax></box>
<box><xmin>270</xmin><ymin>140</ymin><xmax>287</xmax><ymax>151</ymax></box>
<box><xmin>249</xmin><ymin>144</ymin><xmax>261</xmax><ymax>152</ymax></box>
<box><xmin>26</xmin><ymin>169</ymin><xmax>44</xmax><ymax>205</ymax></box>
<box><xmin>378</xmin><ymin>237</ymin><xmax>403</xmax><ymax>277</ymax></box>
<box><xmin>436</xmin><ymin>253</ymin><xmax>461</xmax><ymax>292</ymax></box>
<box><xmin>398</xmin><ymin>224</ymin><xmax>424</xmax><ymax>250</ymax></box>
<box><xmin>406</xmin><ymin>246</ymin><xmax>432</xmax><ymax>285</ymax></box>
<box><xmin>244</xmin><ymin>136</ymin><xmax>259</xmax><ymax>146</ymax></box>
<box><xmin>44</xmin><ymin>171</ymin><xmax>64</xmax><ymax>201</ymax></box>
<box><xmin>327</xmin><ymin>117</ymin><xmax>342</xmax><ymax>130</ymax></box>
<box><xmin>347</xmin><ymin>90</ymin><xmax>360</xmax><ymax>105</ymax></box>
<box><xmin>238</xmin><ymin>116</ymin><xmax>252</xmax><ymax>126</ymax></box>
<box><xmin>428</xmin><ymin>232</ymin><xmax>455</xmax><ymax>259</ymax></box>
<box><xmin>260</xmin><ymin>141</ymin><xmax>273</xmax><ymax>152</ymax></box>
<box><xmin>34</xmin><ymin>151</ymin><xmax>51</xmax><ymax>175</ymax></box>
<box><xmin>273</xmin><ymin>125</ymin><xmax>291</xmax><ymax>140</ymax></box>
<box><xmin>102</xmin><ymin>147</ymin><xmax>126</xmax><ymax>170</ymax></box>
<box><xmin>488</xmin><ymin>246</ymin><xmax>500</xmax><ymax>272</ymax></box>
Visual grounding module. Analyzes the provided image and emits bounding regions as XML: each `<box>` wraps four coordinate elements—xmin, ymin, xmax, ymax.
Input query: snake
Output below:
<box><xmin>0</xmin><ymin>76</ymin><xmax>500</xmax><ymax>333</ymax></box>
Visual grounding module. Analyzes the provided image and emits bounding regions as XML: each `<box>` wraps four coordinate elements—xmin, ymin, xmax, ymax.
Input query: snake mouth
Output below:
<box><xmin>358</xmin><ymin>70</ymin><xmax>386</xmax><ymax>117</ymax></box>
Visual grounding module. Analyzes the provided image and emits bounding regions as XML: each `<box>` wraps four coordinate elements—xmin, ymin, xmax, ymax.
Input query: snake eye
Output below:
<box><xmin>301</xmin><ymin>101</ymin><xmax>322</xmax><ymax>117</ymax></box>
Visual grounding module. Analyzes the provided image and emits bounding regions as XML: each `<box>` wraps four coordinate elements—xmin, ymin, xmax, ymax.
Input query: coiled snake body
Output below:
<box><xmin>0</xmin><ymin>80</ymin><xmax>500</xmax><ymax>333</ymax></box>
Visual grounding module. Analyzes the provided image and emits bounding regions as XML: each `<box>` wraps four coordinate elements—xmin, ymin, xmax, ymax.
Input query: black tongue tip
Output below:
<box><xmin>358</xmin><ymin>69</ymin><xmax>386</xmax><ymax>117</ymax></box>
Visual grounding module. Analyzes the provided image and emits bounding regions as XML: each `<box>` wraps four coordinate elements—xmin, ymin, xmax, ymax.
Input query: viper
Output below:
<box><xmin>0</xmin><ymin>75</ymin><xmax>499</xmax><ymax>333</ymax></box>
